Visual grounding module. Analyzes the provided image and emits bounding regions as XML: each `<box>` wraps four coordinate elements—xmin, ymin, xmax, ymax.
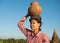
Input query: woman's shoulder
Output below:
<box><xmin>41</xmin><ymin>32</ymin><xmax>49</xmax><ymax>40</ymax></box>
<box><xmin>41</xmin><ymin>32</ymin><xmax>48</xmax><ymax>37</ymax></box>
<box><xmin>37</xmin><ymin>31</ymin><xmax>48</xmax><ymax>39</ymax></box>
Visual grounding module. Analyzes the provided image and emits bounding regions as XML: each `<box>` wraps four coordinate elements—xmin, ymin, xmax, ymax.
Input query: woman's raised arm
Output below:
<box><xmin>17</xmin><ymin>15</ymin><xmax>29</xmax><ymax>36</ymax></box>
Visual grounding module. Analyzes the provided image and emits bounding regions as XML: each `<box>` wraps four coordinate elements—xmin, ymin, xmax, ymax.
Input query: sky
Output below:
<box><xmin>0</xmin><ymin>0</ymin><xmax>60</xmax><ymax>39</ymax></box>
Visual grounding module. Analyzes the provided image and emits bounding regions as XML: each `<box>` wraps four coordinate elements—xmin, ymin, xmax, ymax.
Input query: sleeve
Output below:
<box><xmin>18</xmin><ymin>21</ymin><xmax>28</xmax><ymax>36</ymax></box>
<box><xmin>18</xmin><ymin>21</ymin><xmax>32</xmax><ymax>37</ymax></box>
<box><xmin>42</xmin><ymin>34</ymin><xmax>50</xmax><ymax>43</ymax></box>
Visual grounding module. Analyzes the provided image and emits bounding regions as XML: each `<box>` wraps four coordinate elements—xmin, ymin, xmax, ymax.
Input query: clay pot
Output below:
<box><xmin>28</xmin><ymin>2</ymin><xmax>42</xmax><ymax>16</ymax></box>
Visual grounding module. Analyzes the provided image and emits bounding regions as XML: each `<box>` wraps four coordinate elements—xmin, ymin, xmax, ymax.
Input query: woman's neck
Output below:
<box><xmin>34</xmin><ymin>29</ymin><xmax>39</xmax><ymax>35</ymax></box>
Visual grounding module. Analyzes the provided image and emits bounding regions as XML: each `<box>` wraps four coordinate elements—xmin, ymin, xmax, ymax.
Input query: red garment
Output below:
<box><xmin>18</xmin><ymin>22</ymin><xmax>50</xmax><ymax>43</ymax></box>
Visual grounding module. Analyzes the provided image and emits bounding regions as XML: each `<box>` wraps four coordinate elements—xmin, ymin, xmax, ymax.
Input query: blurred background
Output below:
<box><xmin>0</xmin><ymin>0</ymin><xmax>60</xmax><ymax>43</ymax></box>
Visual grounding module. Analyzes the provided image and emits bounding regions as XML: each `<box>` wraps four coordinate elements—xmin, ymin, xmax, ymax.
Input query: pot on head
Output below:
<box><xmin>28</xmin><ymin>2</ymin><xmax>42</xmax><ymax>16</ymax></box>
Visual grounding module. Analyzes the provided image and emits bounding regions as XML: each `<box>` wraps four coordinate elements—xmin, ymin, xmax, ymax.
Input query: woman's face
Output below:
<box><xmin>30</xmin><ymin>19</ymin><xmax>40</xmax><ymax>31</ymax></box>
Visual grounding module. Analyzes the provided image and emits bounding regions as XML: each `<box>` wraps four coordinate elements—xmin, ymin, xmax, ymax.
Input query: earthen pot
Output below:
<box><xmin>28</xmin><ymin>2</ymin><xmax>42</xmax><ymax>16</ymax></box>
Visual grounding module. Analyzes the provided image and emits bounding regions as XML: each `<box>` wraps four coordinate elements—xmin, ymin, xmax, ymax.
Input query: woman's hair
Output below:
<box><xmin>29</xmin><ymin>16</ymin><xmax>42</xmax><ymax>27</ymax></box>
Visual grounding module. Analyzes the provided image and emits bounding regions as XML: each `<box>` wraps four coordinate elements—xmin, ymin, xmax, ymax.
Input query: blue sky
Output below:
<box><xmin>0</xmin><ymin>0</ymin><xmax>60</xmax><ymax>39</ymax></box>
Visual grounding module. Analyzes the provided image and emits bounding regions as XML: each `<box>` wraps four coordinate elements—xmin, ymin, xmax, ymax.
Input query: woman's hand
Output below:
<box><xmin>20</xmin><ymin>14</ymin><xmax>29</xmax><ymax>22</ymax></box>
<box><xmin>20</xmin><ymin>16</ymin><xmax>27</xmax><ymax>22</ymax></box>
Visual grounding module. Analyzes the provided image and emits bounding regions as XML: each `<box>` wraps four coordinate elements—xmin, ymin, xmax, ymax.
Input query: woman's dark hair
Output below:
<box><xmin>29</xmin><ymin>16</ymin><xmax>42</xmax><ymax>27</ymax></box>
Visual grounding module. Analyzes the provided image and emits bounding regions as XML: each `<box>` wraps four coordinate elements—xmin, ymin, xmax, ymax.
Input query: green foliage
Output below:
<box><xmin>0</xmin><ymin>38</ymin><xmax>26</xmax><ymax>43</ymax></box>
<box><xmin>0</xmin><ymin>38</ymin><xmax>60</xmax><ymax>43</ymax></box>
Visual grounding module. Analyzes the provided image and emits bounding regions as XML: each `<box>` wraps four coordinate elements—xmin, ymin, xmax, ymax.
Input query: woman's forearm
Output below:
<box><xmin>17</xmin><ymin>16</ymin><xmax>28</xmax><ymax>36</ymax></box>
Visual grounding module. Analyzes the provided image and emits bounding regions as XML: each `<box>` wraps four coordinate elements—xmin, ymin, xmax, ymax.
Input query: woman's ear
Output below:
<box><xmin>38</xmin><ymin>23</ymin><xmax>40</xmax><ymax>27</ymax></box>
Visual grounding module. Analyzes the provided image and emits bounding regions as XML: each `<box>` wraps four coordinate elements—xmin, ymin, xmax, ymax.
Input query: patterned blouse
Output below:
<box><xmin>18</xmin><ymin>22</ymin><xmax>50</xmax><ymax>43</ymax></box>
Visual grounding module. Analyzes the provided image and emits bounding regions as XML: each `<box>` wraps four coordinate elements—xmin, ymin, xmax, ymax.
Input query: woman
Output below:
<box><xmin>17</xmin><ymin>15</ymin><xmax>50</xmax><ymax>43</ymax></box>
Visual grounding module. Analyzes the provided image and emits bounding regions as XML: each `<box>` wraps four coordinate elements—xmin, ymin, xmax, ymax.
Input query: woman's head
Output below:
<box><xmin>29</xmin><ymin>16</ymin><xmax>42</xmax><ymax>31</ymax></box>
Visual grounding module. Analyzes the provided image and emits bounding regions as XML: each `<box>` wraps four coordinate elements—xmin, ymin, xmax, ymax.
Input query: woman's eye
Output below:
<box><xmin>31</xmin><ymin>22</ymin><xmax>34</xmax><ymax>24</ymax></box>
<box><xmin>32</xmin><ymin>22</ymin><xmax>35</xmax><ymax>24</ymax></box>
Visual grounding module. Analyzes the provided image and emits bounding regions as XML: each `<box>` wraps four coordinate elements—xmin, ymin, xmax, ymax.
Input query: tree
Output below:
<box><xmin>51</xmin><ymin>28</ymin><xmax>59</xmax><ymax>43</ymax></box>
<box><xmin>8</xmin><ymin>38</ymin><xmax>16</xmax><ymax>43</ymax></box>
